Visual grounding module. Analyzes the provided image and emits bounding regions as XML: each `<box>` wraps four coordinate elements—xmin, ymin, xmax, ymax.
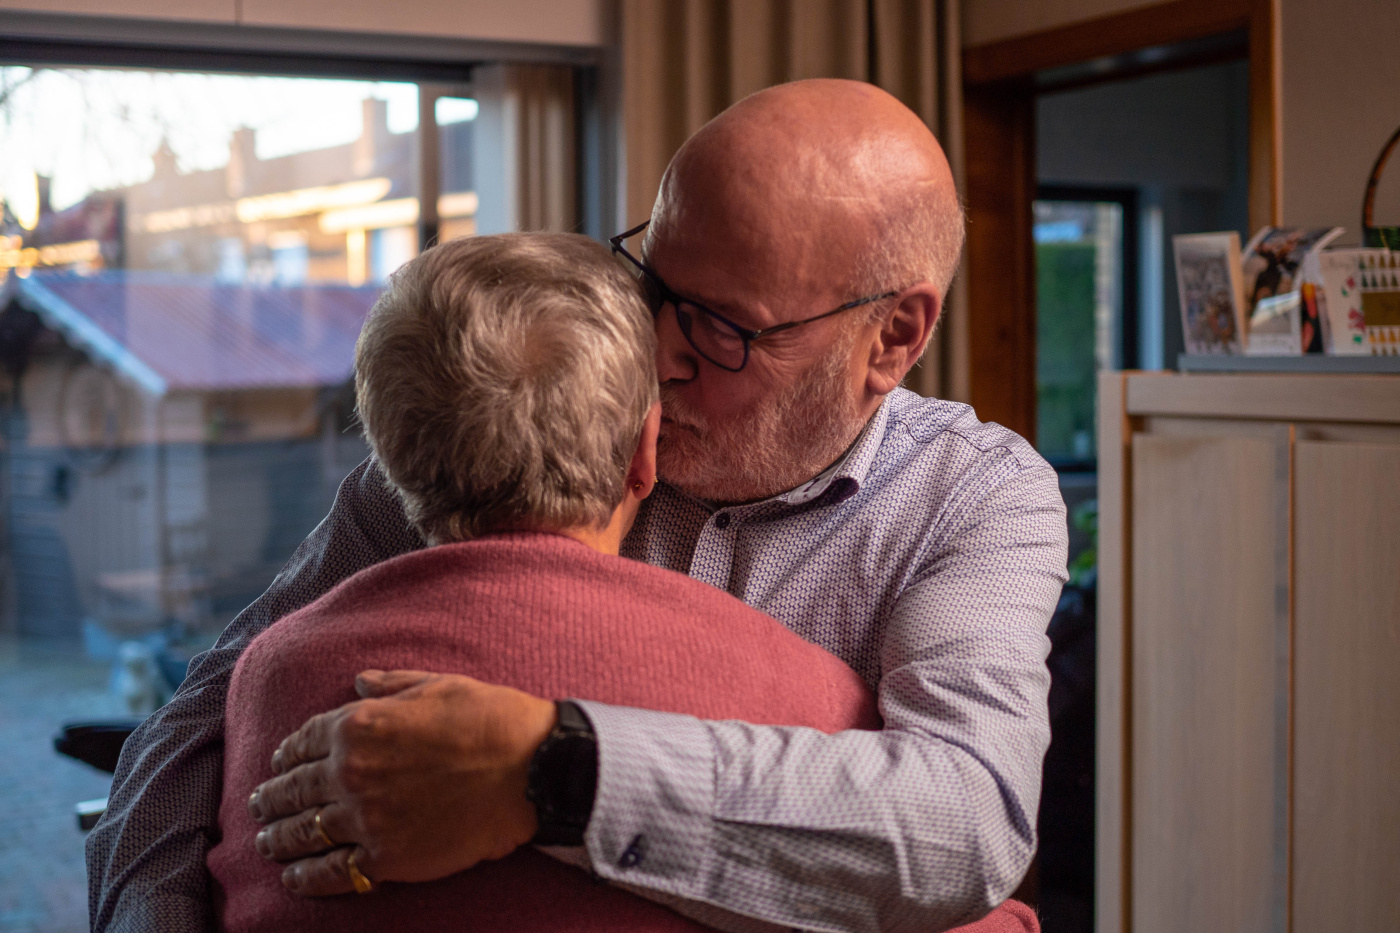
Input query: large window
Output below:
<box><xmin>0</xmin><ymin>56</ymin><xmax>582</xmax><ymax>930</ymax></box>
<box><xmin>0</xmin><ymin>69</ymin><xmax>486</xmax><ymax>284</ymax></box>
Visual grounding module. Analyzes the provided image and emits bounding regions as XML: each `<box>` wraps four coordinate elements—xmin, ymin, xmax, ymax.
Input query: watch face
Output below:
<box><xmin>528</xmin><ymin>702</ymin><xmax>597</xmax><ymax>846</ymax></box>
<box><xmin>542</xmin><ymin>733</ymin><xmax>598</xmax><ymax>818</ymax></box>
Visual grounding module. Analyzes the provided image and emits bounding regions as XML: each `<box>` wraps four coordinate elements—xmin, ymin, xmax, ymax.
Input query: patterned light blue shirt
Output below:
<box><xmin>87</xmin><ymin>387</ymin><xmax>1067</xmax><ymax>933</ymax></box>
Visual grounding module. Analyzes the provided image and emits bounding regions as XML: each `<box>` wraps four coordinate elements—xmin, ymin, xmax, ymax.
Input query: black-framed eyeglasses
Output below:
<box><xmin>609</xmin><ymin>221</ymin><xmax>897</xmax><ymax>373</ymax></box>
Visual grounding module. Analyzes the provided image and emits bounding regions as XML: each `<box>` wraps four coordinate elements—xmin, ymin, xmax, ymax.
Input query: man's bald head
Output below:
<box><xmin>643</xmin><ymin>80</ymin><xmax>963</xmax><ymax>503</ymax></box>
<box><xmin>649</xmin><ymin>79</ymin><xmax>963</xmax><ymax>302</ymax></box>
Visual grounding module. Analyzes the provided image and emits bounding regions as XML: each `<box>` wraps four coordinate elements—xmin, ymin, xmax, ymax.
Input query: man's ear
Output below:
<box><xmin>865</xmin><ymin>284</ymin><xmax>941</xmax><ymax>396</ymax></box>
<box><xmin>625</xmin><ymin>401</ymin><xmax>662</xmax><ymax>499</ymax></box>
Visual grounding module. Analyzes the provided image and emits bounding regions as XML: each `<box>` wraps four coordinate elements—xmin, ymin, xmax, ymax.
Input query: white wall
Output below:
<box><xmin>1280</xmin><ymin>0</ymin><xmax>1400</xmax><ymax>243</ymax></box>
<box><xmin>0</xmin><ymin>0</ymin><xmax>606</xmax><ymax>47</ymax></box>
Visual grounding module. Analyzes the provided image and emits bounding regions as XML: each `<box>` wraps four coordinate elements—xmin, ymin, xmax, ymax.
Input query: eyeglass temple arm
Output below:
<box><xmin>748</xmin><ymin>291</ymin><xmax>899</xmax><ymax>340</ymax></box>
<box><xmin>610</xmin><ymin>220</ymin><xmax>651</xmax><ymax>249</ymax></box>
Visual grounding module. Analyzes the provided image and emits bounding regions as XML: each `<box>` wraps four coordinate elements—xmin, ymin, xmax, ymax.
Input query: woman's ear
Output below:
<box><xmin>626</xmin><ymin>401</ymin><xmax>662</xmax><ymax>500</ymax></box>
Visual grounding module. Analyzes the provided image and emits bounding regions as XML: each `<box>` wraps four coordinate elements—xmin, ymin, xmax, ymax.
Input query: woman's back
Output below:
<box><xmin>209</xmin><ymin>531</ymin><xmax>880</xmax><ymax>932</ymax></box>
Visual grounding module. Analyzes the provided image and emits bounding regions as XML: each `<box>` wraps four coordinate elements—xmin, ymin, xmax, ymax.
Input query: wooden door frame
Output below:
<box><xmin>961</xmin><ymin>0</ymin><xmax>1280</xmax><ymax>444</ymax></box>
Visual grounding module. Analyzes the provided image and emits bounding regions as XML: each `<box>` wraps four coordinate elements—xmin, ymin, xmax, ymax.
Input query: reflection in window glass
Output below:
<box><xmin>1034</xmin><ymin>199</ymin><xmax>1122</xmax><ymax>465</ymax></box>
<box><xmin>0</xmin><ymin>65</ymin><xmax>482</xmax><ymax>928</ymax></box>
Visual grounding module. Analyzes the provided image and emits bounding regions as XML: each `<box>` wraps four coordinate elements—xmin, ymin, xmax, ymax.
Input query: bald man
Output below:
<box><xmin>89</xmin><ymin>80</ymin><xmax>1067</xmax><ymax>933</ymax></box>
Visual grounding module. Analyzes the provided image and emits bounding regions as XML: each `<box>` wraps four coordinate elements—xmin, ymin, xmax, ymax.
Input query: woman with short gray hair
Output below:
<box><xmin>208</xmin><ymin>233</ymin><xmax>878</xmax><ymax>932</ymax></box>
<box><xmin>355</xmin><ymin>232</ymin><xmax>659</xmax><ymax>545</ymax></box>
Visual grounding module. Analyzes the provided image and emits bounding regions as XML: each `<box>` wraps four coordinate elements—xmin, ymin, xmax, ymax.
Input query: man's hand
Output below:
<box><xmin>246</xmin><ymin>670</ymin><xmax>557</xmax><ymax>896</ymax></box>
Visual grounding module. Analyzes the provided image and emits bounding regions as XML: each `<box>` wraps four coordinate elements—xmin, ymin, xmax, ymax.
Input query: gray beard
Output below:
<box><xmin>656</xmin><ymin>344</ymin><xmax>867</xmax><ymax>503</ymax></box>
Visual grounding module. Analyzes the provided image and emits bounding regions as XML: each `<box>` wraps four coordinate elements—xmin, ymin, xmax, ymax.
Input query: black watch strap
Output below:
<box><xmin>526</xmin><ymin>700</ymin><xmax>598</xmax><ymax>846</ymax></box>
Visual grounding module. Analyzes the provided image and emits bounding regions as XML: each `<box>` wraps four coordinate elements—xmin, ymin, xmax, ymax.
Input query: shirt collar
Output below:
<box><xmin>778</xmin><ymin>395</ymin><xmax>891</xmax><ymax>507</ymax></box>
<box><xmin>671</xmin><ymin>395</ymin><xmax>895</xmax><ymax>514</ymax></box>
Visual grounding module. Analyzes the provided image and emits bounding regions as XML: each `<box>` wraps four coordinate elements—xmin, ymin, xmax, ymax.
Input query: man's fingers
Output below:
<box><xmin>271</xmin><ymin>707</ymin><xmax>340</xmax><ymax>774</ymax></box>
<box><xmin>280</xmin><ymin>846</ymin><xmax>365</xmax><ymax>897</ymax></box>
<box><xmin>249</xmin><ymin>759</ymin><xmax>332</xmax><ymax>824</ymax></box>
<box><xmin>256</xmin><ymin>801</ymin><xmax>352</xmax><ymax>862</ymax></box>
<box><xmin>355</xmin><ymin>669</ymin><xmax>435</xmax><ymax>698</ymax></box>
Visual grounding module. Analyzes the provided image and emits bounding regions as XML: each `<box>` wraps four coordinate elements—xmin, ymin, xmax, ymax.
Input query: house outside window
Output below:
<box><xmin>0</xmin><ymin>56</ymin><xmax>587</xmax><ymax>929</ymax></box>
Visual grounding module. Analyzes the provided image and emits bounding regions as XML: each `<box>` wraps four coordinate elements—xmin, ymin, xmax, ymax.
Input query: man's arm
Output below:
<box><xmin>574</xmin><ymin>466</ymin><xmax>1067</xmax><ymax>932</ymax></box>
<box><xmin>86</xmin><ymin>458</ymin><xmax>421</xmax><ymax>933</ymax></box>
<box><xmin>254</xmin><ymin>465</ymin><xmax>1066</xmax><ymax>933</ymax></box>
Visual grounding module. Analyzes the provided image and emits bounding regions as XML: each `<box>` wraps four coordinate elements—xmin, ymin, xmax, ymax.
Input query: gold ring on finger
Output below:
<box><xmin>313</xmin><ymin>807</ymin><xmax>337</xmax><ymax>849</ymax></box>
<box><xmin>346</xmin><ymin>850</ymin><xmax>375</xmax><ymax>894</ymax></box>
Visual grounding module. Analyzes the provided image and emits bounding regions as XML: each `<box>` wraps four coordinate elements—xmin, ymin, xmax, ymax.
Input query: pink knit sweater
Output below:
<box><xmin>208</xmin><ymin>532</ymin><xmax>1036</xmax><ymax>933</ymax></box>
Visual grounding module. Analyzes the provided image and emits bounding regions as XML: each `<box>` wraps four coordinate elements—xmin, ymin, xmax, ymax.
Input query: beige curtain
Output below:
<box><xmin>620</xmin><ymin>0</ymin><xmax>967</xmax><ymax>401</ymax></box>
<box><xmin>473</xmin><ymin>64</ymin><xmax>577</xmax><ymax>235</ymax></box>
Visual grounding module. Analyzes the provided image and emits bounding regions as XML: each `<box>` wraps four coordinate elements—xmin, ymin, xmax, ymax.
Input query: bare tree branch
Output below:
<box><xmin>0</xmin><ymin>68</ymin><xmax>42</xmax><ymax>112</ymax></box>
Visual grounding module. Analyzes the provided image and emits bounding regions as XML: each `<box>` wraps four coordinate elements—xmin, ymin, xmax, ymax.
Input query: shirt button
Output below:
<box><xmin>714</xmin><ymin>512</ymin><xmax>731</xmax><ymax>530</ymax></box>
<box><xmin>618</xmin><ymin>834</ymin><xmax>646</xmax><ymax>868</ymax></box>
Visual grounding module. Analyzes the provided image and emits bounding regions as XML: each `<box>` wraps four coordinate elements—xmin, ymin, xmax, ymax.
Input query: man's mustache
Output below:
<box><xmin>658</xmin><ymin>387</ymin><xmax>706</xmax><ymax>432</ymax></box>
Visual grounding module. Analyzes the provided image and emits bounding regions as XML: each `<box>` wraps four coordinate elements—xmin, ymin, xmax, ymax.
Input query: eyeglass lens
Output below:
<box><xmin>636</xmin><ymin>267</ymin><xmax>747</xmax><ymax>370</ymax></box>
<box><xmin>675</xmin><ymin>305</ymin><xmax>747</xmax><ymax>369</ymax></box>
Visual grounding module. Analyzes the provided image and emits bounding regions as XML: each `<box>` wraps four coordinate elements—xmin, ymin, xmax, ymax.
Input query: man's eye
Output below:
<box><xmin>712</xmin><ymin>330</ymin><xmax>744</xmax><ymax>350</ymax></box>
<box><xmin>691</xmin><ymin>310</ymin><xmax>744</xmax><ymax>347</ymax></box>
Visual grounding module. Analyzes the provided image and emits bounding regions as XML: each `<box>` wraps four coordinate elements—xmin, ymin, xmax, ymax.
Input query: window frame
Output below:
<box><xmin>0</xmin><ymin>9</ymin><xmax>617</xmax><ymax>242</ymax></box>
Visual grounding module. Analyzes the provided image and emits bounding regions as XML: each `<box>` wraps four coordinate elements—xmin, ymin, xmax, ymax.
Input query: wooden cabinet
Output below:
<box><xmin>1097</xmin><ymin>372</ymin><xmax>1400</xmax><ymax>933</ymax></box>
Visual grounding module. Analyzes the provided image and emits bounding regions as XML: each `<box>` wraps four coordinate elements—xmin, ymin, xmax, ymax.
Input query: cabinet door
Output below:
<box><xmin>1131</xmin><ymin>431</ymin><xmax>1289</xmax><ymax>933</ymax></box>
<box><xmin>1294</xmin><ymin>440</ymin><xmax>1400</xmax><ymax>932</ymax></box>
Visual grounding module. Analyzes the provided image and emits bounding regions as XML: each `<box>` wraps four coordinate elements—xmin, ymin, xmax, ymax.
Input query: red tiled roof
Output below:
<box><xmin>19</xmin><ymin>272</ymin><xmax>381</xmax><ymax>393</ymax></box>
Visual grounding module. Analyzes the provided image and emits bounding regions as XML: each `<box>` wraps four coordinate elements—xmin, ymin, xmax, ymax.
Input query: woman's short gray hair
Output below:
<box><xmin>354</xmin><ymin>232</ymin><xmax>658</xmax><ymax>544</ymax></box>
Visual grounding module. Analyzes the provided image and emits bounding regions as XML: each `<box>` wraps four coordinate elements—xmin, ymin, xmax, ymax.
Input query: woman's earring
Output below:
<box><xmin>633</xmin><ymin>480</ymin><xmax>644</xmax><ymax>492</ymax></box>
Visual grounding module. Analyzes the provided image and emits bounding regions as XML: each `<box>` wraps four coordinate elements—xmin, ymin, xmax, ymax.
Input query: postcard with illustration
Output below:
<box><xmin>1174</xmin><ymin>232</ymin><xmax>1245</xmax><ymax>355</ymax></box>
<box><xmin>1246</xmin><ymin>291</ymin><xmax>1303</xmax><ymax>355</ymax></box>
<box><xmin>1313</xmin><ymin>249</ymin><xmax>1386</xmax><ymax>354</ymax></box>
<box><xmin>1242</xmin><ymin>226</ymin><xmax>1343</xmax><ymax>308</ymax></box>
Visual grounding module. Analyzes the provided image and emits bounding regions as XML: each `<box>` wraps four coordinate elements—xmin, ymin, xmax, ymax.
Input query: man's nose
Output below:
<box><xmin>654</xmin><ymin>304</ymin><xmax>698</xmax><ymax>382</ymax></box>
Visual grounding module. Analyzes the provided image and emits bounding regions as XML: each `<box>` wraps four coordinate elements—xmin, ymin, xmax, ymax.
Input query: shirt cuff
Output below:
<box><xmin>571</xmin><ymin>700</ymin><xmax>717</xmax><ymax>898</ymax></box>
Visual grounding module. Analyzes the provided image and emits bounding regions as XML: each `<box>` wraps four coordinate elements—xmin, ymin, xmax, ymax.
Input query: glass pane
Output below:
<box><xmin>436</xmin><ymin>96</ymin><xmax>479</xmax><ymax>244</ymax></box>
<box><xmin>1</xmin><ymin>68</ymin><xmax>430</xmax><ymax>284</ymax></box>
<box><xmin>0</xmin><ymin>64</ymin><xmax>479</xmax><ymax>928</ymax></box>
<box><xmin>1034</xmin><ymin>199</ymin><xmax>1122</xmax><ymax>465</ymax></box>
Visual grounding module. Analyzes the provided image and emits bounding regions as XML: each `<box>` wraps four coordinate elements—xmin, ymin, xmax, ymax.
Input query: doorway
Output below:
<box><xmin>1030</xmin><ymin>57</ymin><xmax>1252</xmax><ymax>933</ymax></box>
<box><xmin>962</xmin><ymin>4</ymin><xmax>1275</xmax><ymax>931</ymax></box>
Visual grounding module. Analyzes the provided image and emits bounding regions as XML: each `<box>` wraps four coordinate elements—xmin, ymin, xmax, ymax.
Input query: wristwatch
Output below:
<box><xmin>526</xmin><ymin>700</ymin><xmax>598</xmax><ymax>846</ymax></box>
